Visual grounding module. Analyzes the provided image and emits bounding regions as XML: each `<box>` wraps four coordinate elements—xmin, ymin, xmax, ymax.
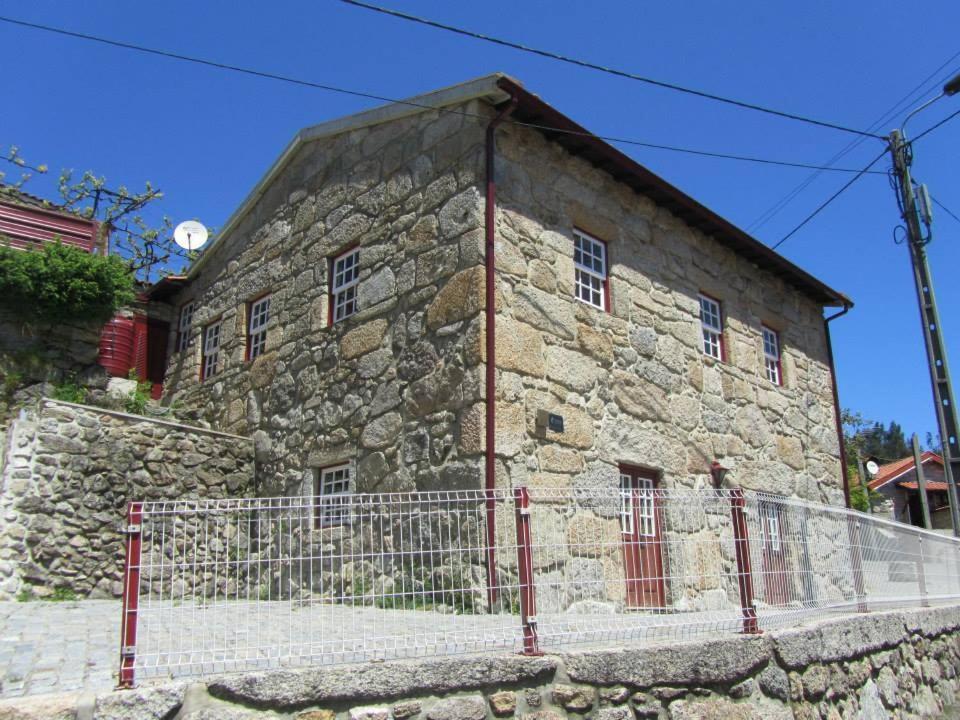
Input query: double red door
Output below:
<box><xmin>760</xmin><ymin>501</ymin><xmax>790</xmax><ymax>605</ymax></box>
<box><xmin>620</xmin><ymin>467</ymin><xmax>665</xmax><ymax>608</ymax></box>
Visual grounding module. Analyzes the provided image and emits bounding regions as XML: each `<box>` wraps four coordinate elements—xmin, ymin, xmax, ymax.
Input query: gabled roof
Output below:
<box><xmin>868</xmin><ymin>451</ymin><xmax>943</xmax><ymax>491</ymax></box>
<box><xmin>163</xmin><ymin>73</ymin><xmax>850</xmax><ymax>307</ymax></box>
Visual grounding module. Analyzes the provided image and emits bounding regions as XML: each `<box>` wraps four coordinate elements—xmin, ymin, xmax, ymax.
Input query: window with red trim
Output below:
<box><xmin>762</xmin><ymin>325</ymin><xmax>782</xmax><ymax>385</ymax></box>
<box><xmin>573</xmin><ymin>229</ymin><xmax>608</xmax><ymax>311</ymax></box>
<box><xmin>698</xmin><ymin>294</ymin><xmax>724</xmax><ymax>361</ymax></box>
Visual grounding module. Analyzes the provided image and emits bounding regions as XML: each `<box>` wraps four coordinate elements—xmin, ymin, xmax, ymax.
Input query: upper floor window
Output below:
<box><xmin>201</xmin><ymin>320</ymin><xmax>222</xmax><ymax>380</ymax></box>
<box><xmin>316</xmin><ymin>463</ymin><xmax>352</xmax><ymax>527</ymax></box>
<box><xmin>573</xmin><ymin>230</ymin><xmax>608</xmax><ymax>311</ymax></box>
<box><xmin>176</xmin><ymin>301</ymin><xmax>194</xmax><ymax>353</ymax></box>
<box><xmin>762</xmin><ymin>325</ymin><xmax>782</xmax><ymax>385</ymax></box>
<box><xmin>330</xmin><ymin>247</ymin><xmax>360</xmax><ymax>324</ymax></box>
<box><xmin>698</xmin><ymin>294</ymin><xmax>724</xmax><ymax>361</ymax></box>
<box><xmin>247</xmin><ymin>294</ymin><xmax>271</xmax><ymax>361</ymax></box>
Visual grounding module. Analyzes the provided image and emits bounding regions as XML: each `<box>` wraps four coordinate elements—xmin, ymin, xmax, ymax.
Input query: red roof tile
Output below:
<box><xmin>868</xmin><ymin>451</ymin><xmax>943</xmax><ymax>490</ymax></box>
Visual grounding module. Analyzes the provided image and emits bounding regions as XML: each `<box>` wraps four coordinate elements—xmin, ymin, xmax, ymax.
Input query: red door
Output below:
<box><xmin>620</xmin><ymin>466</ymin><xmax>665</xmax><ymax>609</ymax></box>
<box><xmin>760</xmin><ymin>500</ymin><xmax>790</xmax><ymax>605</ymax></box>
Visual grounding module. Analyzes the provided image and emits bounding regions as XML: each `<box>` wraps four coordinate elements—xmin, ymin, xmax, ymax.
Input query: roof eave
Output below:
<box><xmin>495</xmin><ymin>77</ymin><xmax>851</xmax><ymax>308</ymax></box>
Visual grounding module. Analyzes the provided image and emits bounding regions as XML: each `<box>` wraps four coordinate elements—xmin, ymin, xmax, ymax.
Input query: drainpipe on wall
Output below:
<box><xmin>484</xmin><ymin>94</ymin><xmax>518</xmax><ymax>608</ymax></box>
<box><xmin>825</xmin><ymin>303</ymin><xmax>853</xmax><ymax>508</ymax></box>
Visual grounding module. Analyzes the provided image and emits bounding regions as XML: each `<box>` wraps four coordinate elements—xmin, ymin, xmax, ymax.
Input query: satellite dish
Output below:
<box><xmin>865</xmin><ymin>460</ymin><xmax>880</xmax><ymax>477</ymax></box>
<box><xmin>174</xmin><ymin>220</ymin><xmax>209</xmax><ymax>251</ymax></box>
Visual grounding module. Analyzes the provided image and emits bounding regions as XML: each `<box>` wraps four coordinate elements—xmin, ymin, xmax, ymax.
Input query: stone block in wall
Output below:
<box><xmin>426</xmin><ymin>266</ymin><xmax>485</xmax><ymax>330</ymax></box>
<box><xmin>341</xmin><ymin>319</ymin><xmax>389</xmax><ymax>360</ymax></box>
<box><xmin>490</xmin><ymin>318</ymin><xmax>545</xmax><ymax>378</ymax></box>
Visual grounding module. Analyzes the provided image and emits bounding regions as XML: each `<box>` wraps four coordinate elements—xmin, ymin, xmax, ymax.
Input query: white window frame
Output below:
<box><xmin>620</xmin><ymin>472</ymin><xmax>656</xmax><ymax>537</ymax></box>
<box><xmin>619</xmin><ymin>473</ymin><xmax>635</xmax><ymax>536</ymax></box>
<box><xmin>176</xmin><ymin>301</ymin><xmax>194</xmax><ymax>353</ymax></box>
<box><xmin>699</xmin><ymin>294</ymin><xmax>724</xmax><ymax>361</ymax></box>
<box><xmin>316</xmin><ymin>463</ymin><xmax>353</xmax><ymax>527</ymax></box>
<box><xmin>247</xmin><ymin>294</ymin><xmax>271</xmax><ymax>361</ymax></box>
<box><xmin>573</xmin><ymin>230</ymin><xmax>607</xmax><ymax>311</ymax></box>
<box><xmin>201</xmin><ymin>320</ymin><xmax>222</xmax><ymax>380</ymax></box>
<box><xmin>330</xmin><ymin>248</ymin><xmax>360</xmax><ymax>324</ymax></box>
<box><xmin>762</xmin><ymin>325</ymin><xmax>782</xmax><ymax>385</ymax></box>
<box><xmin>764</xmin><ymin>503</ymin><xmax>782</xmax><ymax>552</ymax></box>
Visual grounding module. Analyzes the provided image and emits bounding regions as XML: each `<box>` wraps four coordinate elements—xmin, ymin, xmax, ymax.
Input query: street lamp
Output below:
<box><xmin>709</xmin><ymin>461</ymin><xmax>729</xmax><ymax>490</ymax></box>
<box><xmin>886</xmin><ymin>70</ymin><xmax>960</xmax><ymax>537</ymax></box>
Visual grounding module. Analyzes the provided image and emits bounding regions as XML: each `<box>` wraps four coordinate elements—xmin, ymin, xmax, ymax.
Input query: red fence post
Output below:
<box><xmin>118</xmin><ymin>501</ymin><xmax>143</xmax><ymax>688</ymax></box>
<box><xmin>729</xmin><ymin>489</ymin><xmax>760</xmax><ymax>634</ymax></box>
<box><xmin>514</xmin><ymin>486</ymin><xmax>542</xmax><ymax>655</ymax></box>
<box><xmin>847</xmin><ymin>516</ymin><xmax>868</xmax><ymax>613</ymax></box>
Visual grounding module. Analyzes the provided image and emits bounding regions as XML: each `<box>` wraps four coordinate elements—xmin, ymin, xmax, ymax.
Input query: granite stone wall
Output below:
<box><xmin>162</xmin><ymin>101</ymin><xmax>493</xmax><ymax>498</ymax></box>
<box><xmin>0</xmin><ymin>399</ymin><xmax>254</xmax><ymax>599</ymax></box>
<box><xmin>159</xmin><ymin>94</ymin><xmax>844</xmax><ymax>506</ymax></box>
<box><xmin>489</xmin><ymin>121</ymin><xmax>844</xmax><ymax>504</ymax></box>
<box><xmin>2</xmin><ymin>604</ymin><xmax>957</xmax><ymax>719</ymax></box>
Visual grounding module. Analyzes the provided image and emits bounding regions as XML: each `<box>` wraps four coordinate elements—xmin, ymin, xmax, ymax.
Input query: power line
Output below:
<box><xmin>339</xmin><ymin>0</ymin><xmax>885</xmax><ymax>140</ymax></box>
<box><xmin>748</xmin><ymin>53</ymin><xmax>960</xmax><ymax>234</ymax></box>
<box><xmin>0</xmin><ymin>14</ymin><xmax>886</xmax><ymax>176</ymax></box>
<box><xmin>933</xmin><ymin>196</ymin><xmax>960</xmax><ymax>225</ymax></box>
<box><xmin>911</xmin><ymin>107</ymin><xmax>960</xmax><ymax>143</ymax></box>
<box><xmin>771</xmin><ymin>148</ymin><xmax>888</xmax><ymax>250</ymax></box>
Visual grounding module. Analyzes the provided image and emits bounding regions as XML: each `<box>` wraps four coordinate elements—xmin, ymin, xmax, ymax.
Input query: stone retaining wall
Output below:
<box><xmin>0</xmin><ymin>399</ymin><xmax>254</xmax><ymax>599</ymax></box>
<box><xmin>2</xmin><ymin>604</ymin><xmax>957</xmax><ymax>719</ymax></box>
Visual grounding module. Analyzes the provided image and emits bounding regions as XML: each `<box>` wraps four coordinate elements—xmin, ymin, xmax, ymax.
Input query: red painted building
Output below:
<box><xmin>0</xmin><ymin>187</ymin><xmax>170</xmax><ymax>397</ymax></box>
<box><xmin>0</xmin><ymin>187</ymin><xmax>102</xmax><ymax>253</ymax></box>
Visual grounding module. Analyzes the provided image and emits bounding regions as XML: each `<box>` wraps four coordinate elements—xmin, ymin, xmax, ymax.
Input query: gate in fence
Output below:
<box><xmin>117</xmin><ymin>487</ymin><xmax>960</xmax><ymax>686</ymax></box>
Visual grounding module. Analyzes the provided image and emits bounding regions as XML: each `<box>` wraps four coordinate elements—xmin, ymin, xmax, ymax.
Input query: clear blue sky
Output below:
<box><xmin>3</xmin><ymin>1</ymin><xmax>959</xmax><ymax>450</ymax></box>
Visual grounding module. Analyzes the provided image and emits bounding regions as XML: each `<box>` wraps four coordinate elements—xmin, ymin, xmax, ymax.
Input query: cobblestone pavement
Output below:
<box><xmin>0</xmin><ymin>600</ymin><xmax>119</xmax><ymax>698</ymax></box>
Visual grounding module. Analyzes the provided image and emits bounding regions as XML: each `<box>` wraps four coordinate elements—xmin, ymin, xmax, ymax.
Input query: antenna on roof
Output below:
<box><xmin>173</xmin><ymin>220</ymin><xmax>209</xmax><ymax>251</ymax></box>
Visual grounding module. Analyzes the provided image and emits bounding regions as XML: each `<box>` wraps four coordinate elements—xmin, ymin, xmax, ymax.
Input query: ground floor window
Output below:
<box><xmin>315</xmin><ymin>463</ymin><xmax>352</xmax><ymax>527</ymax></box>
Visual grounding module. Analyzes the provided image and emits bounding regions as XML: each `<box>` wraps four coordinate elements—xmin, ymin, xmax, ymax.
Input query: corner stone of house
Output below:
<box><xmin>1</xmin><ymin>605</ymin><xmax>957</xmax><ymax>720</ymax></box>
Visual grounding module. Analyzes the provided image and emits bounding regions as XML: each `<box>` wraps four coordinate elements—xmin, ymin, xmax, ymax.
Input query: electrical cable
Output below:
<box><xmin>748</xmin><ymin>53</ymin><xmax>960</xmax><ymax>233</ymax></box>
<box><xmin>911</xmin><ymin>108</ymin><xmax>960</xmax><ymax>143</ymax></box>
<box><xmin>339</xmin><ymin>0</ymin><xmax>885</xmax><ymax>140</ymax></box>
<box><xmin>932</xmin><ymin>196</ymin><xmax>960</xmax><ymax>225</ymax></box>
<box><xmin>771</xmin><ymin>148</ymin><xmax>888</xmax><ymax>250</ymax></box>
<box><xmin>0</xmin><ymin>14</ymin><xmax>886</xmax><ymax>176</ymax></box>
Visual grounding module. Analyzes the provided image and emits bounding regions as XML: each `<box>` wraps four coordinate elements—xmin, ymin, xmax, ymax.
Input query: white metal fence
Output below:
<box><xmin>118</xmin><ymin>487</ymin><xmax>960</xmax><ymax>685</ymax></box>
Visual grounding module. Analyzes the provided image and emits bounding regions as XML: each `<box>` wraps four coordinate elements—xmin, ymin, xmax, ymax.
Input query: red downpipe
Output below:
<box><xmin>484</xmin><ymin>95</ymin><xmax>518</xmax><ymax>607</ymax></box>
<box><xmin>825</xmin><ymin>303</ymin><xmax>852</xmax><ymax>508</ymax></box>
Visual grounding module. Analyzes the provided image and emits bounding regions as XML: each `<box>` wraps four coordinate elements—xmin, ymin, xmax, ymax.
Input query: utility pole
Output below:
<box><xmin>911</xmin><ymin>434</ymin><xmax>932</xmax><ymax>530</ymax></box>
<box><xmin>887</xmin><ymin>79</ymin><xmax>960</xmax><ymax>536</ymax></box>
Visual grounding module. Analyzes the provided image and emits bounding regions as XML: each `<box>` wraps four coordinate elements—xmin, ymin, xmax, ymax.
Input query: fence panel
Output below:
<box><xmin>127</xmin><ymin>491</ymin><xmax>521</xmax><ymax>680</ymax></box>
<box><xmin>120</xmin><ymin>487</ymin><xmax>960</xmax><ymax>684</ymax></box>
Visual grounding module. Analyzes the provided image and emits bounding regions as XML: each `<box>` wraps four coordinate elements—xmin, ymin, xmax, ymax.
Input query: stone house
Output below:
<box><xmin>148</xmin><ymin>73</ymin><xmax>852</xmax><ymax>518</ymax></box>
<box><xmin>868</xmin><ymin>451</ymin><xmax>953</xmax><ymax>530</ymax></box>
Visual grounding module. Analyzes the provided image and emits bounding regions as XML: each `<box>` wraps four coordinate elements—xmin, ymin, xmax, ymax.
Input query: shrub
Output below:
<box><xmin>0</xmin><ymin>241</ymin><xmax>134</xmax><ymax>325</ymax></box>
<box><xmin>51</xmin><ymin>377</ymin><xmax>88</xmax><ymax>404</ymax></box>
<box><xmin>124</xmin><ymin>371</ymin><xmax>152</xmax><ymax>415</ymax></box>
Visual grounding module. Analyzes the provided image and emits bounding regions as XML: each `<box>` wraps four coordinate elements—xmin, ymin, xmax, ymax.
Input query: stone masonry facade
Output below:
<box><xmin>488</xmin><ymin>122</ymin><xmax>843</xmax><ymax>504</ymax></box>
<box><xmin>0</xmin><ymin>399</ymin><xmax>254</xmax><ymax>599</ymax></box>
<box><xmin>158</xmin><ymin>77</ymin><xmax>844</xmax><ymax>505</ymax></box>
<box><xmin>163</xmin><ymin>100</ymin><xmax>492</xmax><ymax>498</ymax></box>
<box><xmin>1</xmin><ymin>604</ymin><xmax>957</xmax><ymax>719</ymax></box>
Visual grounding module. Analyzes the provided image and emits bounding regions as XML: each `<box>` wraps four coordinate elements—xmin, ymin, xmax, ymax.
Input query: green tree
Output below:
<box><xmin>0</xmin><ymin>242</ymin><xmax>134</xmax><ymax>325</ymax></box>
<box><xmin>1</xmin><ymin>146</ymin><xmax>199</xmax><ymax>281</ymax></box>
